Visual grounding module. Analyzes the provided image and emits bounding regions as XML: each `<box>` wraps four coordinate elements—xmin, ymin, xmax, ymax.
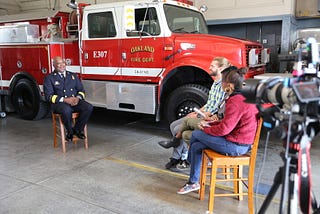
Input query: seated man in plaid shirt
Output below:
<box><xmin>158</xmin><ymin>57</ymin><xmax>236</xmax><ymax>171</ymax></box>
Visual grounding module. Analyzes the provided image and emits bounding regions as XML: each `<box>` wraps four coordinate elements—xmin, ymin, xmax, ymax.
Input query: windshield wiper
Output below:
<box><xmin>172</xmin><ymin>28</ymin><xmax>188</xmax><ymax>33</ymax></box>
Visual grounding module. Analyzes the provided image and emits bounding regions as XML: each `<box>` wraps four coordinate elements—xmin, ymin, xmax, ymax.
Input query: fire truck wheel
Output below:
<box><xmin>11</xmin><ymin>79</ymin><xmax>48</xmax><ymax>120</ymax></box>
<box><xmin>164</xmin><ymin>84</ymin><xmax>209</xmax><ymax>123</ymax></box>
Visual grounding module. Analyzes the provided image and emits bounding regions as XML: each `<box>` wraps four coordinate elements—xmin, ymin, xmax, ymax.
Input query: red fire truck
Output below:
<box><xmin>0</xmin><ymin>0</ymin><xmax>269</xmax><ymax>122</ymax></box>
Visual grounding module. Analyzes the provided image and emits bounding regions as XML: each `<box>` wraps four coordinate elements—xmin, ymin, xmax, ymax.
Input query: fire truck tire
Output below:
<box><xmin>164</xmin><ymin>84</ymin><xmax>209</xmax><ymax>123</ymax></box>
<box><xmin>12</xmin><ymin>79</ymin><xmax>48</xmax><ymax>120</ymax></box>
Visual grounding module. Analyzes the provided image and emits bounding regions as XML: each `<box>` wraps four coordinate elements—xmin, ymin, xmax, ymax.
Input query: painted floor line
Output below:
<box><xmin>104</xmin><ymin>156</ymin><xmax>280</xmax><ymax>204</ymax></box>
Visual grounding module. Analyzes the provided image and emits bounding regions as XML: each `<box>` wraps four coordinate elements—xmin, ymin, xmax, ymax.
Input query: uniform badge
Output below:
<box><xmin>54</xmin><ymin>81</ymin><xmax>60</xmax><ymax>85</ymax></box>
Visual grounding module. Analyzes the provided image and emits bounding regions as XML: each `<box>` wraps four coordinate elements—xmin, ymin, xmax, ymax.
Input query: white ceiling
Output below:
<box><xmin>0</xmin><ymin>0</ymin><xmax>60</xmax><ymax>15</ymax></box>
<box><xmin>0</xmin><ymin>0</ymin><xmax>151</xmax><ymax>16</ymax></box>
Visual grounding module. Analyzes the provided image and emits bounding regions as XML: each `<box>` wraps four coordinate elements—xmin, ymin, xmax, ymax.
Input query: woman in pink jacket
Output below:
<box><xmin>177</xmin><ymin>67</ymin><xmax>259</xmax><ymax>194</ymax></box>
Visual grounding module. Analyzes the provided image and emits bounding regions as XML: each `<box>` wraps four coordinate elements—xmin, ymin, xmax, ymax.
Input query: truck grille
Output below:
<box><xmin>245</xmin><ymin>44</ymin><xmax>263</xmax><ymax>66</ymax></box>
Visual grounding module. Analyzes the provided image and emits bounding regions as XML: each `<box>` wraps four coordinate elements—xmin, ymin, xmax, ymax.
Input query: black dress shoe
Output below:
<box><xmin>165</xmin><ymin>158</ymin><xmax>179</xmax><ymax>169</ymax></box>
<box><xmin>75</xmin><ymin>132</ymin><xmax>86</xmax><ymax>139</ymax></box>
<box><xmin>65</xmin><ymin>132</ymin><xmax>73</xmax><ymax>141</ymax></box>
<box><xmin>158</xmin><ymin>137</ymin><xmax>180</xmax><ymax>149</ymax></box>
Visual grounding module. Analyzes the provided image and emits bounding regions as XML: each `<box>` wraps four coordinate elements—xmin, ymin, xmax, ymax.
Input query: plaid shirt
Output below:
<box><xmin>203</xmin><ymin>79</ymin><xmax>225</xmax><ymax>114</ymax></box>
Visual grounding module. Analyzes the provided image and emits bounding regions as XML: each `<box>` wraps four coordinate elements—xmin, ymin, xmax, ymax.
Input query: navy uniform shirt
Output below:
<box><xmin>43</xmin><ymin>70</ymin><xmax>85</xmax><ymax>104</ymax></box>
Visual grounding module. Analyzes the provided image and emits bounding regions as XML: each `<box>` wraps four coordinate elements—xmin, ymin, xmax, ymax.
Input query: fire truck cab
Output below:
<box><xmin>0</xmin><ymin>0</ymin><xmax>269</xmax><ymax>122</ymax></box>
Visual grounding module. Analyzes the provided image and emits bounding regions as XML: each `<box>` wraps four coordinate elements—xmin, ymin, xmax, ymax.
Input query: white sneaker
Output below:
<box><xmin>177</xmin><ymin>182</ymin><xmax>200</xmax><ymax>194</ymax></box>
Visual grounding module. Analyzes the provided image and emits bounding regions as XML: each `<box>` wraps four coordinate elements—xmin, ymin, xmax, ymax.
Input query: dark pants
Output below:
<box><xmin>52</xmin><ymin>100</ymin><xmax>93</xmax><ymax>134</ymax></box>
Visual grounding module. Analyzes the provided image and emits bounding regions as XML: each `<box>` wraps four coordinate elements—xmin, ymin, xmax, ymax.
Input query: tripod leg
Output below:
<box><xmin>258</xmin><ymin>167</ymin><xmax>283</xmax><ymax>214</ymax></box>
<box><xmin>288</xmin><ymin>171</ymin><xmax>299</xmax><ymax>214</ymax></box>
<box><xmin>311</xmin><ymin>191</ymin><xmax>320</xmax><ymax>214</ymax></box>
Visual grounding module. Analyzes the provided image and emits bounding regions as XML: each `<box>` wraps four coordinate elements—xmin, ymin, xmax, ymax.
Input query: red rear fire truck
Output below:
<box><xmin>0</xmin><ymin>0</ymin><xmax>269</xmax><ymax>122</ymax></box>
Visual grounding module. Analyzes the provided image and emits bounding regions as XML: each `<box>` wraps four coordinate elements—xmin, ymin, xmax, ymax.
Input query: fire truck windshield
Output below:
<box><xmin>164</xmin><ymin>4</ymin><xmax>208</xmax><ymax>34</ymax></box>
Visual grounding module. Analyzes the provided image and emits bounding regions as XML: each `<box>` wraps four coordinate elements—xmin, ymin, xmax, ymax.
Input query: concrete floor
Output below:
<box><xmin>0</xmin><ymin>108</ymin><xmax>319</xmax><ymax>214</ymax></box>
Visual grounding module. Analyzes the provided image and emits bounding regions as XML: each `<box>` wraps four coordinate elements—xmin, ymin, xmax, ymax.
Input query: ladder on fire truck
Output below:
<box><xmin>67</xmin><ymin>10</ymin><xmax>78</xmax><ymax>37</ymax></box>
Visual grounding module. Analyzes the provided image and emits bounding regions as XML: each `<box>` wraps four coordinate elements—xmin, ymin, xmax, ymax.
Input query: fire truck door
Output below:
<box><xmin>121</xmin><ymin>7</ymin><xmax>164</xmax><ymax>80</ymax></box>
<box><xmin>81</xmin><ymin>9</ymin><xmax>121</xmax><ymax>77</ymax></box>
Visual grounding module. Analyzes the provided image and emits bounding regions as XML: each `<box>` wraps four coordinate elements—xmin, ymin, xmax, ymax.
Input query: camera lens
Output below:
<box><xmin>241</xmin><ymin>79</ymin><xmax>261</xmax><ymax>103</ymax></box>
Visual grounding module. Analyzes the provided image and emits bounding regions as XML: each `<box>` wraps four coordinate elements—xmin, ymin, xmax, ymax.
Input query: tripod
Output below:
<box><xmin>258</xmin><ymin>117</ymin><xmax>320</xmax><ymax>214</ymax></box>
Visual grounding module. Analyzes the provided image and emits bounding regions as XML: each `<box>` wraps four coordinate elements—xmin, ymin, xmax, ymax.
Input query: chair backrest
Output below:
<box><xmin>249</xmin><ymin>117</ymin><xmax>263</xmax><ymax>171</ymax></box>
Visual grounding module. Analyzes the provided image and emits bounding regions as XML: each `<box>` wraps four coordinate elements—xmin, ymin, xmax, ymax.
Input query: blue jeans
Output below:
<box><xmin>188</xmin><ymin>130</ymin><xmax>251</xmax><ymax>183</ymax></box>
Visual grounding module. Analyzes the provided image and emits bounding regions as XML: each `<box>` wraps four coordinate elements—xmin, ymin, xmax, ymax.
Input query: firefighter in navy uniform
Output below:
<box><xmin>44</xmin><ymin>56</ymin><xmax>93</xmax><ymax>141</ymax></box>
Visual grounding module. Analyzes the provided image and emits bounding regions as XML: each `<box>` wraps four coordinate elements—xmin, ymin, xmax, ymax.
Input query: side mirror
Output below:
<box><xmin>199</xmin><ymin>5</ymin><xmax>208</xmax><ymax>13</ymax></box>
<box><xmin>67</xmin><ymin>0</ymin><xmax>78</xmax><ymax>9</ymax></box>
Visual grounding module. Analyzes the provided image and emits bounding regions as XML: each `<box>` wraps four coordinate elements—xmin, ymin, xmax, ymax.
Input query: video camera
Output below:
<box><xmin>242</xmin><ymin>37</ymin><xmax>320</xmax><ymax>214</ymax></box>
<box><xmin>241</xmin><ymin>37</ymin><xmax>320</xmax><ymax>135</ymax></box>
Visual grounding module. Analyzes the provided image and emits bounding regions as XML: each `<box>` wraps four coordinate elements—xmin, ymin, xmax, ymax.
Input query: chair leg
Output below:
<box><xmin>208</xmin><ymin>161</ymin><xmax>217</xmax><ymax>213</ymax></box>
<box><xmin>58</xmin><ymin>116</ymin><xmax>67</xmax><ymax>153</ymax></box>
<box><xmin>52</xmin><ymin>114</ymin><xmax>58</xmax><ymax>148</ymax></box>
<box><xmin>232</xmin><ymin>165</ymin><xmax>244</xmax><ymax>201</ymax></box>
<box><xmin>71</xmin><ymin>116</ymin><xmax>78</xmax><ymax>145</ymax></box>
<box><xmin>238</xmin><ymin>165</ymin><xmax>244</xmax><ymax>201</ymax></box>
<box><xmin>224</xmin><ymin>165</ymin><xmax>231</xmax><ymax>179</ymax></box>
<box><xmin>248</xmin><ymin>166</ymin><xmax>255</xmax><ymax>214</ymax></box>
<box><xmin>84</xmin><ymin>124</ymin><xmax>88</xmax><ymax>149</ymax></box>
<box><xmin>199</xmin><ymin>152</ymin><xmax>208</xmax><ymax>200</ymax></box>
<box><xmin>233</xmin><ymin>166</ymin><xmax>239</xmax><ymax>196</ymax></box>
